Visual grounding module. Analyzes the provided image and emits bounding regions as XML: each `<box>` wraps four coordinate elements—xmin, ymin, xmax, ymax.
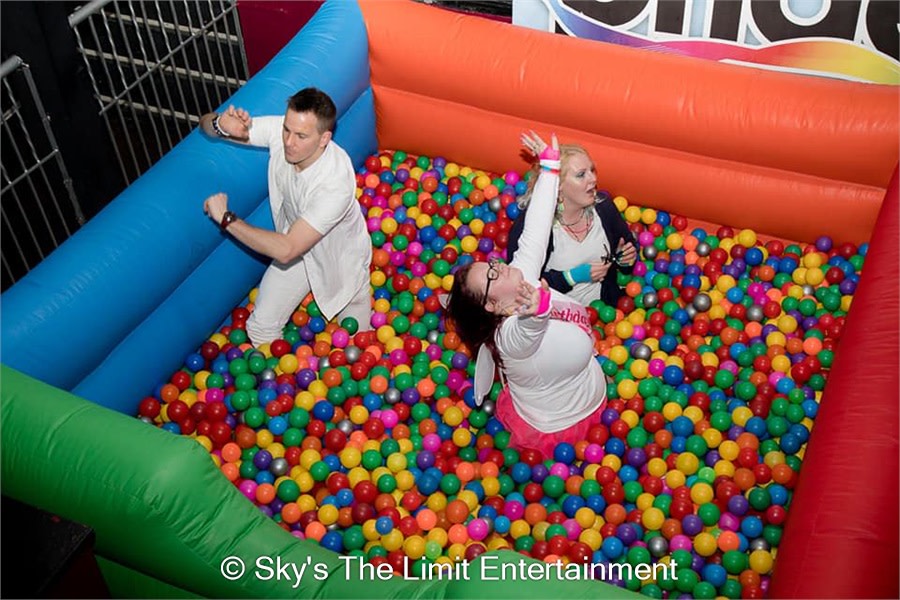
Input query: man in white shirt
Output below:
<box><xmin>200</xmin><ymin>88</ymin><xmax>372</xmax><ymax>347</ymax></box>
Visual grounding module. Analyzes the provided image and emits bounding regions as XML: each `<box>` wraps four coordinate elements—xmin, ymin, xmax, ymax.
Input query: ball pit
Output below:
<box><xmin>1</xmin><ymin>1</ymin><xmax>896</xmax><ymax>598</ymax></box>
<box><xmin>138</xmin><ymin>146</ymin><xmax>879</xmax><ymax>597</ymax></box>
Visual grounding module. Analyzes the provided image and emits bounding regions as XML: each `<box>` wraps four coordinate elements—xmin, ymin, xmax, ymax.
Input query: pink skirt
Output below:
<box><xmin>495</xmin><ymin>386</ymin><xmax>606</xmax><ymax>460</ymax></box>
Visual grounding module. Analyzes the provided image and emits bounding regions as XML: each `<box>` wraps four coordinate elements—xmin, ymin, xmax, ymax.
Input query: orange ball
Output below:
<box><xmin>524</xmin><ymin>503</ymin><xmax>547</xmax><ymax>525</ymax></box>
<box><xmin>445</xmin><ymin>500</ymin><xmax>470</xmax><ymax>524</ymax></box>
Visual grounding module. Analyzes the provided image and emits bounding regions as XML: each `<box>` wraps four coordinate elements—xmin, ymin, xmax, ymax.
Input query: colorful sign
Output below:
<box><xmin>513</xmin><ymin>0</ymin><xmax>899</xmax><ymax>84</ymax></box>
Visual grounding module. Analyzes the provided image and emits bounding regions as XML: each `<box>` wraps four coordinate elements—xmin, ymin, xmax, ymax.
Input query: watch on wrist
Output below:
<box><xmin>220</xmin><ymin>210</ymin><xmax>238</xmax><ymax>230</ymax></box>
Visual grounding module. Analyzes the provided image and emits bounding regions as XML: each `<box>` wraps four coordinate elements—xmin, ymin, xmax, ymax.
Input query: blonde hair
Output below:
<box><xmin>516</xmin><ymin>144</ymin><xmax>592</xmax><ymax>209</ymax></box>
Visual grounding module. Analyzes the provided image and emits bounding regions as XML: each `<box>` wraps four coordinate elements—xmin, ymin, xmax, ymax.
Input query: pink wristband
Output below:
<box><xmin>536</xmin><ymin>287</ymin><xmax>551</xmax><ymax>316</ymax></box>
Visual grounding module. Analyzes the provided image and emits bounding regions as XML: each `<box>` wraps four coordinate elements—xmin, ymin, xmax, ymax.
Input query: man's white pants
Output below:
<box><xmin>246</xmin><ymin>258</ymin><xmax>371</xmax><ymax>347</ymax></box>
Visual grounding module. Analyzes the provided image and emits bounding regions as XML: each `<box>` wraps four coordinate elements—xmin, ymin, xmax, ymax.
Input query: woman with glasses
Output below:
<box><xmin>445</xmin><ymin>133</ymin><xmax>608</xmax><ymax>459</ymax></box>
<box><xmin>506</xmin><ymin>137</ymin><xmax>637</xmax><ymax>308</ymax></box>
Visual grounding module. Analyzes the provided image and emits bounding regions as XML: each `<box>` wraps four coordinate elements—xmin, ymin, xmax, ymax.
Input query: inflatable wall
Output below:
<box><xmin>2</xmin><ymin>0</ymin><xmax>897</xmax><ymax>597</ymax></box>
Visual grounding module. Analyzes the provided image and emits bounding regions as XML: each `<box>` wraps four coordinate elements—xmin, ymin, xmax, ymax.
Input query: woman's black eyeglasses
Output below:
<box><xmin>482</xmin><ymin>258</ymin><xmax>501</xmax><ymax>306</ymax></box>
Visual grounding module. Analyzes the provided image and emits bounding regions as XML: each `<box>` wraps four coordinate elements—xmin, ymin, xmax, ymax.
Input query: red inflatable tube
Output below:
<box><xmin>769</xmin><ymin>167</ymin><xmax>899</xmax><ymax>599</ymax></box>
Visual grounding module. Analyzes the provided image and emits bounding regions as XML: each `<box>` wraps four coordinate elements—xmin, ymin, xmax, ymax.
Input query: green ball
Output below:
<box><xmin>545</xmin><ymin>524</ymin><xmax>568</xmax><ymax>540</ymax></box>
<box><xmin>693</xmin><ymin>581</ymin><xmax>717</xmax><ymax>599</ymax></box>
<box><xmin>276</xmin><ymin>479</ymin><xmax>300</xmax><ymax>502</ymax></box>
<box><xmin>376</xmin><ymin>473</ymin><xmax>397</xmax><ymax>493</ymax></box>
<box><xmin>362</xmin><ymin>450</ymin><xmax>383</xmax><ymax>470</ymax></box>
<box><xmin>288</xmin><ymin>408</ymin><xmax>310</xmax><ymax>429</ymax></box>
<box><xmin>675</xmin><ymin>568</ymin><xmax>699</xmax><ymax>593</ymax></box>
<box><xmin>626</xmin><ymin>545</ymin><xmax>651</xmax><ymax>566</ymax></box>
<box><xmin>234</xmin><ymin>373</ymin><xmax>257</xmax><ymax>391</ymax></box>
<box><xmin>720</xmin><ymin>579</ymin><xmax>742</xmax><ymax>599</ymax></box>
<box><xmin>440</xmin><ymin>474</ymin><xmax>461</xmax><ymax>495</ymax></box>
<box><xmin>722</xmin><ymin>550</ymin><xmax>748</xmax><ymax>574</ymax></box>
<box><xmin>748</xmin><ymin>487</ymin><xmax>771</xmax><ymax>510</ymax></box>
<box><xmin>542</xmin><ymin>475</ymin><xmax>565</xmax><ymax>498</ymax></box>
<box><xmin>623</xmin><ymin>480</ymin><xmax>643</xmax><ymax>503</ymax></box>
<box><xmin>697</xmin><ymin>502</ymin><xmax>721</xmax><ymax>526</ymax></box>
<box><xmin>310</xmin><ymin>461</ymin><xmax>331</xmax><ymax>482</ymax></box>
<box><xmin>714</xmin><ymin>369</ymin><xmax>735</xmax><ymax>389</ymax></box>
<box><xmin>343</xmin><ymin>526</ymin><xmax>365</xmax><ymax>551</ymax></box>
<box><xmin>244</xmin><ymin>406</ymin><xmax>266</xmax><ymax>428</ymax></box>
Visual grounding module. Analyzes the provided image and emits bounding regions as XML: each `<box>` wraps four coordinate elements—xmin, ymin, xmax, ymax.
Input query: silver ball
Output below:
<box><xmin>426</xmin><ymin>330</ymin><xmax>440</xmax><ymax>344</ymax></box>
<box><xmin>259</xmin><ymin>368</ymin><xmax>276</xmax><ymax>382</ymax></box>
<box><xmin>269</xmin><ymin>457</ymin><xmax>290</xmax><ymax>477</ymax></box>
<box><xmin>481</xmin><ymin>399</ymin><xmax>496</xmax><ymax>416</ymax></box>
<box><xmin>642</xmin><ymin>291</ymin><xmax>659</xmax><ymax>308</ymax></box>
<box><xmin>746</xmin><ymin>304</ymin><xmax>765</xmax><ymax>322</ymax></box>
<box><xmin>337</xmin><ymin>419</ymin><xmax>354</xmax><ymax>435</ymax></box>
<box><xmin>685</xmin><ymin>305</ymin><xmax>698</xmax><ymax>319</ymax></box>
<box><xmin>384</xmin><ymin>387</ymin><xmax>402</xmax><ymax>404</ymax></box>
<box><xmin>749</xmin><ymin>538</ymin><xmax>770</xmax><ymax>552</ymax></box>
<box><xmin>488</xmin><ymin>198</ymin><xmax>503</xmax><ymax>212</ymax></box>
<box><xmin>630</xmin><ymin>343</ymin><xmax>652</xmax><ymax>361</ymax></box>
<box><xmin>138</xmin><ymin>416</ymin><xmax>156</xmax><ymax>426</ymax></box>
<box><xmin>692</xmin><ymin>293</ymin><xmax>712</xmax><ymax>312</ymax></box>
<box><xmin>326</xmin><ymin>522</ymin><xmax>340</xmax><ymax>532</ymax></box>
<box><xmin>647</xmin><ymin>535</ymin><xmax>669</xmax><ymax>558</ymax></box>
<box><xmin>344</xmin><ymin>345</ymin><xmax>361</xmax><ymax>363</ymax></box>
<box><xmin>249</xmin><ymin>350</ymin><xmax>266</xmax><ymax>361</ymax></box>
<box><xmin>642</xmin><ymin>245</ymin><xmax>658</xmax><ymax>260</ymax></box>
<box><xmin>802</xmin><ymin>284</ymin><xmax>816</xmax><ymax>297</ymax></box>
<box><xmin>696</xmin><ymin>242</ymin><xmax>711</xmax><ymax>257</ymax></box>
<box><xmin>318</xmin><ymin>356</ymin><xmax>331</xmax><ymax>370</ymax></box>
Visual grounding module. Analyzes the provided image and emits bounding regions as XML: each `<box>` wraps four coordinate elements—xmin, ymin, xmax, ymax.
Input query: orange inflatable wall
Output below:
<box><xmin>359</xmin><ymin>0</ymin><xmax>898</xmax><ymax>245</ymax></box>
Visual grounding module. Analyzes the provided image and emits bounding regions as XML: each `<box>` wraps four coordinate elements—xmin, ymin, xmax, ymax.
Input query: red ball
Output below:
<box><xmin>138</xmin><ymin>397</ymin><xmax>161</xmax><ymax>419</ymax></box>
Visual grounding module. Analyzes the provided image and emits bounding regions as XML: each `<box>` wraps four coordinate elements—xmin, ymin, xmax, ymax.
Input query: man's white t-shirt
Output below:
<box><xmin>248</xmin><ymin>116</ymin><xmax>371</xmax><ymax>320</ymax></box>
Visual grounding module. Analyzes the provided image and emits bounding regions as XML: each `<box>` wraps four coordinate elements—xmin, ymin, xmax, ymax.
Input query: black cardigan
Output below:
<box><xmin>506</xmin><ymin>194</ymin><xmax>637</xmax><ymax>307</ymax></box>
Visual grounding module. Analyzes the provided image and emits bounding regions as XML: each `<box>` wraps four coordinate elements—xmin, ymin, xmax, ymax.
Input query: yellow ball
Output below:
<box><xmin>308</xmin><ymin>380</ymin><xmax>328</xmax><ymax>399</ymax></box>
<box><xmin>460</xmin><ymin>236</ymin><xmax>479</xmax><ymax>253</ymax></box>
<box><xmin>713</xmin><ymin>459</ymin><xmax>735</xmax><ymax>478</ymax></box>
<box><xmin>613</xmin><ymin>196</ymin><xmax>629</xmax><ymax>212</ymax></box>
<box><xmin>665</xmin><ymin>470</ymin><xmax>686</xmax><ymax>490</ymax></box>
<box><xmin>749</xmin><ymin>549</ymin><xmax>774</xmax><ymax>574</ymax></box>
<box><xmin>716</xmin><ymin>275</ymin><xmax>736</xmax><ymax>293</ymax></box>
<box><xmin>318</xmin><ymin>504</ymin><xmax>339</xmax><ymax>525</ymax></box>
<box><xmin>647</xmin><ymin>458</ymin><xmax>667</xmax><ymax>478</ymax></box>
<box><xmin>737</xmin><ymin>229</ymin><xmax>757</xmax><ymax>248</ymax></box>
<box><xmin>395</xmin><ymin>470</ymin><xmax>415</xmax><ymax>491</ymax></box>
<box><xmin>617</xmin><ymin>379</ymin><xmax>638</xmax><ymax>400</ymax></box>
<box><xmin>376</xmin><ymin>325</ymin><xmax>396</xmax><ymax>345</ymax></box>
<box><xmin>777</xmin><ymin>315</ymin><xmax>798</xmax><ymax>334</ymax></box>
<box><xmin>615</xmin><ymin>320</ymin><xmax>634</xmax><ymax>339</ymax></box>
<box><xmin>340</xmin><ymin>447</ymin><xmax>362</xmax><ymax>469</ymax></box>
<box><xmin>256</xmin><ymin>429</ymin><xmax>274</xmax><ymax>449</ymax></box>
<box><xmin>443</xmin><ymin>406</ymin><xmax>464</xmax><ymax>427</ymax></box>
<box><xmin>509</xmin><ymin>520</ymin><xmax>531</xmax><ymax>539</ymax></box>
<box><xmin>609</xmin><ymin>345</ymin><xmax>629</xmax><ymax>365</ymax></box>
<box><xmin>732</xmin><ymin>406</ymin><xmax>753</xmax><ymax>427</ymax></box>
<box><xmin>575</xmin><ymin>507</ymin><xmax>596</xmax><ymax>529</ymax></box>
<box><xmin>624</xmin><ymin>205</ymin><xmax>642</xmax><ymax>223</ymax></box>
<box><xmin>694</xmin><ymin>532</ymin><xmax>718</xmax><ymax>557</ymax></box>
<box><xmin>580</xmin><ymin>529</ymin><xmax>602</xmax><ymax>551</ymax></box>
<box><xmin>675</xmin><ymin>452</ymin><xmax>700</xmax><ymax>475</ymax></box>
<box><xmin>278</xmin><ymin>353</ymin><xmax>299</xmax><ymax>374</ymax></box>
<box><xmin>349</xmin><ymin>405</ymin><xmax>369</xmax><ymax>425</ymax></box>
<box><xmin>641</xmin><ymin>507</ymin><xmax>665</xmax><ymax>531</ymax></box>
<box><xmin>718</xmin><ymin>440</ymin><xmax>740</xmax><ymax>461</ymax></box>
<box><xmin>640</xmin><ymin>208</ymin><xmax>657</xmax><ymax>225</ymax></box>
<box><xmin>452</xmin><ymin>428</ymin><xmax>472</xmax><ymax>447</ymax></box>
<box><xmin>382</xmin><ymin>529</ymin><xmax>404</xmax><ymax>551</ymax></box>
<box><xmin>403</xmin><ymin>535</ymin><xmax>426</xmax><ymax>560</ymax></box>
<box><xmin>690</xmin><ymin>482</ymin><xmax>714</xmax><ymax>505</ymax></box>
<box><xmin>702</xmin><ymin>427</ymin><xmax>723</xmax><ymax>448</ymax></box>
<box><xmin>386</xmin><ymin>452</ymin><xmax>407</xmax><ymax>473</ymax></box>
<box><xmin>666</xmin><ymin>233</ymin><xmax>683</xmax><ymax>251</ymax></box>
<box><xmin>630</xmin><ymin>359</ymin><xmax>649</xmax><ymax>379</ymax></box>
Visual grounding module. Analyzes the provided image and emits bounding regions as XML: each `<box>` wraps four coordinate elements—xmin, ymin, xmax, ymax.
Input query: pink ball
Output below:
<box><xmin>504</xmin><ymin>501</ymin><xmax>524</xmax><ymax>520</ymax></box>
<box><xmin>371</xmin><ymin>312</ymin><xmax>388</xmax><ymax>328</ymax></box>
<box><xmin>721</xmin><ymin>360</ymin><xmax>739</xmax><ymax>375</ymax></box>
<box><xmin>563</xmin><ymin>519</ymin><xmax>581</xmax><ymax>540</ymax></box>
<box><xmin>633</xmin><ymin>261</ymin><xmax>648</xmax><ymax>277</ymax></box>
<box><xmin>504</xmin><ymin>171</ymin><xmax>520</xmax><ymax>186</ymax></box>
<box><xmin>639</xmin><ymin>231</ymin><xmax>655</xmax><ymax>247</ymax></box>
<box><xmin>408</xmin><ymin>241</ymin><xmax>424</xmax><ymax>257</ymax></box>
<box><xmin>307</xmin><ymin>357</ymin><xmax>319</xmax><ymax>372</ymax></box>
<box><xmin>366</xmin><ymin>217</ymin><xmax>381</xmax><ymax>233</ymax></box>
<box><xmin>648</xmin><ymin>358</ymin><xmax>666</xmax><ymax>377</ymax></box>
<box><xmin>239</xmin><ymin>480</ymin><xmax>257</xmax><ymax>500</ymax></box>
<box><xmin>332</xmin><ymin>329</ymin><xmax>349</xmax><ymax>348</ymax></box>
<box><xmin>380</xmin><ymin>409</ymin><xmax>399</xmax><ymax>428</ymax></box>
<box><xmin>411</xmin><ymin>262</ymin><xmax>427</xmax><ymax>277</ymax></box>
<box><xmin>422</xmin><ymin>433</ymin><xmax>441</xmax><ymax>452</ymax></box>
<box><xmin>670</xmin><ymin>534</ymin><xmax>692</xmax><ymax>551</ymax></box>
<box><xmin>468</xmin><ymin>518</ymin><xmax>489</xmax><ymax>541</ymax></box>
<box><xmin>549</xmin><ymin>463</ymin><xmax>569</xmax><ymax>478</ymax></box>
<box><xmin>719</xmin><ymin>512</ymin><xmax>740</xmax><ymax>531</ymax></box>
<box><xmin>631</xmin><ymin>325</ymin><xmax>646</xmax><ymax>341</ymax></box>
<box><xmin>584</xmin><ymin>443</ymin><xmax>605</xmax><ymax>463</ymax></box>
<box><xmin>206</xmin><ymin>388</ymin><xmax>224</xmax><ymax>403</ymax></box>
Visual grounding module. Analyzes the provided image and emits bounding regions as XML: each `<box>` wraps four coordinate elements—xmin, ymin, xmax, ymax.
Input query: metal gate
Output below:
<box><xmin>1</xmin><ymin>55</ymin><xmax>84</xmax><ymax>289</ymax></box>
<box><xmin>1</xmin><ymin>1</ymin><xmax>248</xmax><ymax>290</ymax></box>
<box><xmin>69</xmin><ymin>0</ymin><xmax>249</xmax><ymax>185</ymax></box>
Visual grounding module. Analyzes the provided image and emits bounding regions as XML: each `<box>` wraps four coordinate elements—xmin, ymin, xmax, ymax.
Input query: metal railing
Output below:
<box><xmin>1</xmin><ymin>55</ymin><xmax>84</xmax><ymax>289</ymax></box>
<box><xmin>69</xmin><ymin>0</ymin><xmax>249</xmax><ymax>185</ymax></box>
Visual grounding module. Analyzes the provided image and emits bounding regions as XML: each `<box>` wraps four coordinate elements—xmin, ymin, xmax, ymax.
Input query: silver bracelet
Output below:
<box><xmin>211</xmin><ymin>114</ymin><xmax>231</xmax><ymax>138</ymax></box>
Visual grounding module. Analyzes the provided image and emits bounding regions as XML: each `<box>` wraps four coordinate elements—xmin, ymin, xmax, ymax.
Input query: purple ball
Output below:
<box><xmin>625</xmin><ymin>447</ymin><xmax>647</xmax><ymax>468</ymax></box>
<box><xmin>727</xmin><ymin>425</ymin><xmax>744</xmax><ymax>441</ymax></box>
<box><xmin>616</xmin><ymin>523</ymin><xmax>638</xmax><ymax>545</ymax></box>
<box><xmin>416</xmin><ymin>451</ymin><xmax>435</xmax><ymax>469</ymax></box>
<box><xmin>815</xmin><ymin>236</ymin><xmax>833</xmax><ymax>252</ymax></box>
<box><xmin>531</xmin><ymin>464</ymin><xmax>550</xmax><ymax>484</ymax></box>
<box><xmin>601</xmin><ymin>408</ymin><xmax>619</xmax><ymax>426</ymax></box>
<box><xmin>296</xmin><ymin>369</ymin><xmax>317</xmax><ymax>389</ymax></box>
<box><xmin>226</xmin><ymin>347</ymin><xmax>244</xmax><ymax>361</ymax></box>
<box><xmin>727</xmin><ymin>494</ymin><xmax>749</xmax><ymax>516</ymax></box>
<box><xmin>402</xmin><ymin>388</ymin><xmax>420</xmax><ymax>405</ymax></box>
<box><xmin>681</xmin><ymin>514</ymin><xmax>704</xmax><ymax>536</ymax></box>
<box><xmin>691</xmin><ymin>553</ymin><xmax>706</xmax><ymax>572</ymax></box>
<box><xmin>477</xmin><ymin>238</ymin><xmax>494</xmax><ymax>253</ymax></box>
<box><xmin>253</xmin><ymin>450</ymin><xmax>273</xmax><ymax>469</ymax></box>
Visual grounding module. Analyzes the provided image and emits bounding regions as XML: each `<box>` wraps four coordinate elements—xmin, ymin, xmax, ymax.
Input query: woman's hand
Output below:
<box><xmin>615</xmin><ymin>238</ymin><xmax>638</xmax><ymax>267</ymax></box>
<box><xmin>589</xmin><ymin>261</ymin><xmax>612</xmax><ymax>283</ymax></box>
<box><xmin>505</xmin><ymin>279</ymin><xmax>548</xmax><ymax>317</ymax></box>
<box><xmin>521</xmin><ymin>131</ymin><xmax>559</xmax><ymax>161</ymax></box>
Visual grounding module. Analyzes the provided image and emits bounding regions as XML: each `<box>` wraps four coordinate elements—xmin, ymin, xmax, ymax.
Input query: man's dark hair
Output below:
<box><xmin>287</xmin><ymin>87</ymin><xmax>337</xmax><ymax>134</ymax></box>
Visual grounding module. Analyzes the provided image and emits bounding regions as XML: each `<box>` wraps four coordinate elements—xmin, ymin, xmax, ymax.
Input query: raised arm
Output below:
<box><xmin>199</xmin><ymin>105</ymin><xmax>252</xmax><ymax>143</ymax></box>
<box><xmin>508</xmin><ymin>133</ymin><xmax>560</xmax><ymax>281</ymax></box>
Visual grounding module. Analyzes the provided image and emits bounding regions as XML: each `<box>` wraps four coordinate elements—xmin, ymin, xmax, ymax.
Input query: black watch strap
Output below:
<box><xmin>220</xmin><ymin>210</ymin><xmax>238</xmax><ymax>230</ymax></box>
